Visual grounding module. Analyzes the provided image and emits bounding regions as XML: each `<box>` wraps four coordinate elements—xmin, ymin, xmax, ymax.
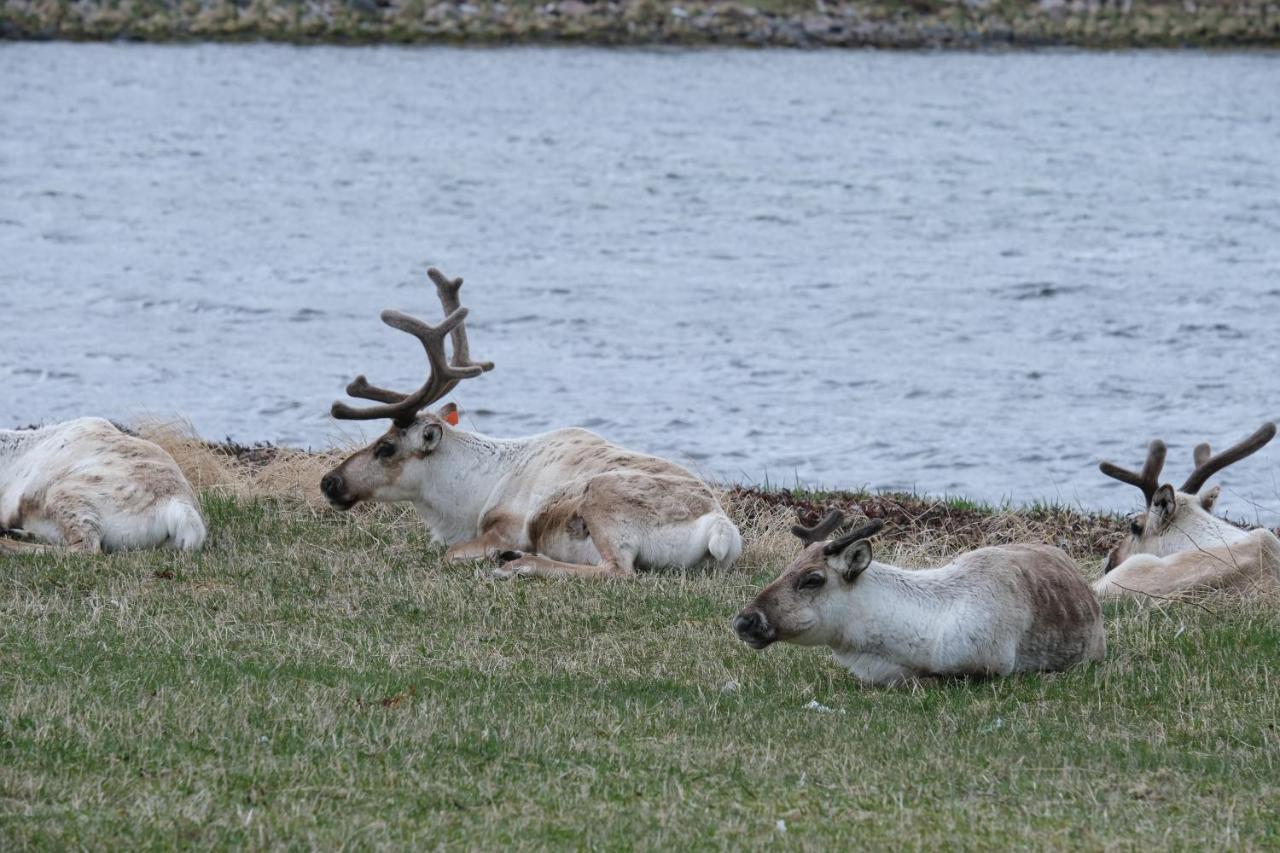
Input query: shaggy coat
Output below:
<box><xmin>0</xmin><ymin>418</ymin><xmax>206</xmax><ymax>553</ymax></box>
<box><xmin>735</xmin><ymin>527</ymin><xmax>1104</xmax><ymax>686</ymax></box>
<box><xmin>321</xmin><ymin>414</ymin><xmax>741</xmax><ymax>579</ymax></box>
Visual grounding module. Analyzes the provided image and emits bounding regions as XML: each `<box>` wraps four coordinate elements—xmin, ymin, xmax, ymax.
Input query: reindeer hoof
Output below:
<box><xmin>497</xmin><ymin>550</ymin><xmax>524</xmax><ymax>564</ymax></box>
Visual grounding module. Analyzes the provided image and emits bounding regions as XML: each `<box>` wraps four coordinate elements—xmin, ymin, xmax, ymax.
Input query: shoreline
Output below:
<box><xmin>3</xmin><ymin>0</ymin><xmax>1279</xmax><ymax>49</ymax></box>
<box><xmin>14</xmin><ymin>425</ymin><xmax>1280</xmax><ymax>552</ymax></box>
<box><xmin>115</xmin><ymin>428</ymin><xmax>1166</xmax><ymax>562</ymax></box>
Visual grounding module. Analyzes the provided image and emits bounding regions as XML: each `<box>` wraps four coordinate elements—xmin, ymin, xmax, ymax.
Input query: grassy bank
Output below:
<box><xmin>3</xmin><ymin>430</ymin><xmax>1279</xmax><ymax>846</ymax></box>
<box><xmin>3</xmin><ymin>0</ymin><xmax>1280</xmax><ymax>47</ymax></box>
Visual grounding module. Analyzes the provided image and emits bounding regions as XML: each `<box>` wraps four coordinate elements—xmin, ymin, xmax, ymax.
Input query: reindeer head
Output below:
<box><xmin>320</xmin><ymin>267</ymin><xmax>493</xmax><ymax>511</ymax></box>
<box><xmin>733</xmin><ymin>510</ymin><xmax>885</xmax><ymax>649</ymax></box>
<box><xmin>1099</xmin><ymin>422</ymin><xmax>1276</xmax><ymax>572</ymax></box>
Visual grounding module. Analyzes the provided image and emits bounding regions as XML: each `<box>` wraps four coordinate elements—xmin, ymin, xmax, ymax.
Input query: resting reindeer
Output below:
<box><xmin>0</xmin><ymin>418</ymin><xmax>206</xmax><ymax>554</ymax></box>
<box><xmin>1095</xmin><ymin>422</ymin><xmax>1280</xmax><ymax>601</ymax></box>
<box><xmin>319</xmin><ymin>266</ymin><xmax>742</xmax><ymax>579</ymax></box>
<box><xmin>732</xmin><ymin>510</ymin><xmax>1104</xmax><ymax>685</ymax></box>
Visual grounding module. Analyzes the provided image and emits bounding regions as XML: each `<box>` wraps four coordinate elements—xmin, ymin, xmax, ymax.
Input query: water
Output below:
<box><xmin>3</xmin><ymin>44</ymin><xmax>1279</xmax><ymax>522</ymax></box>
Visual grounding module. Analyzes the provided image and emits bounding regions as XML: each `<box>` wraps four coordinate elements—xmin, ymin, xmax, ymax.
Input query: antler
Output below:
<box><xmin>1180</xmin><ymin>422</ymin><xmax>1276</xmax><ymax>495</ymax></box>
<box><xmin>1099</xmin><ymin>439</ymin><xmax>1168</xmax><ymax>507</ymax></box>
<box><xmin>823</xmin><ymin>518</ymin><xmax>885</xmax><ymax>556</ymax></box>
<box><xmin>332</xmin><ymin>266</ymin><xmax>494</xmax><ymax>427</ymax></box>
<box><xmin>791</xmin><ymin>508</ymin><xmax>845</xmax><ymax>546</ymax></box>
<box><xmin>427</xmin><ymin>268</ymin><xmax>493</xmax><ymax>374</ymax></box>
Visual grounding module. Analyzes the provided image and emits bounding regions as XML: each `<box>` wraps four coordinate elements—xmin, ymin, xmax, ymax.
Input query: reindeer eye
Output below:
<box><xmin>798</xmin><ymin>572</ymin><xmax>826</xmax><ymax>591</ymax></box>
<box><xmin>1130</xmin><ymin>520</ymin><xmax>1143</xmax><ymax>536</ymax></box>
<box><xmin>374</xmin><ymin>442</ymin><xmax>396</xmax><ymax>460</ymax></box>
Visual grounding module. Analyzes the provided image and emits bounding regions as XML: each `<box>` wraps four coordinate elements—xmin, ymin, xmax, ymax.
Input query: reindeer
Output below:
<box><xmin>0</xmin><ymin>418</ymin><xmax>206</xmax><ymax>554</ymax></box>
<box><xmin>1095</xmin><ymin>422</ymin><xmax>1280</xmax><ymax>601</ymax></box>
<box><xmin>732</xmin><ymin>510</ymin><xmax>1104</xmax><ymax>685</ymax></box>
<box><xmin>319</xmin><ymin>267</ymin><xmax>742</xmax><ymax>579</ymax></box>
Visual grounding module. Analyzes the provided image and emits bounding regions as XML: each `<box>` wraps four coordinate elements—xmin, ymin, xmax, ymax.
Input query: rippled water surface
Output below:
<box><xmin>2</xmin><ymin>44</ymin><xmax>1279</xmax><ymax>520</ymax></box>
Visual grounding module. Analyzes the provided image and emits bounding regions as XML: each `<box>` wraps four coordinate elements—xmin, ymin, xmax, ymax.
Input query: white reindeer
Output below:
<box><xmin>733</xmin><ymin>511</ymin><xmax>1104</xmax><ymax>685</ymax></box>
<box><xmin>1095</xmin><ymin>422</ymin><xmax>1280</xmax><ymax>601</ymax></box>
<box><xmin>319</xmin><ymin>266</ymin><xmax>741</xmax><ymax>579</ymax></box>
<box><xmin>0</xmin><ymin>418</ymin><xmax>206</xmax><ymax>553</ymax></box>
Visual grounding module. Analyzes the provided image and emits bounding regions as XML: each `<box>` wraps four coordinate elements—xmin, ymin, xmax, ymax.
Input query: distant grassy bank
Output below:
<box><xmin>3</xmin><ymin>428</ymin><xmax>1280</xmax><ymax>846</ymax></box>
<box><xmin>3</xmin><ymin>0</ymin><xmax>1279</xmax><ymax>47</ymax></box>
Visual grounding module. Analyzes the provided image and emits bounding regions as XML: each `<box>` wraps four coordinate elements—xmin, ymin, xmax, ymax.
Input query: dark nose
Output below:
<box><xmin>320</xmin><ymin>473</ymin><xmax>344</xmax><ymax>499</ymax></box>
<box><xmin>733</xmin><ymin>608</ymin><xmax>775</xmax><ymax>647</ymax></box>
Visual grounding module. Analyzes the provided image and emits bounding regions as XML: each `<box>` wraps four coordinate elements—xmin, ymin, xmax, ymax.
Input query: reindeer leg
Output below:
<box><xmin>45</xmin><ymin>496</ymin><xmax>104</xmax><ymax>554</ymax></box>
<box><xmin>445</xmin><ymin>538</ymin><xmax>504</xmax><ymax>561</ymax></box>
<box><xmin>491</xmin><ymin>527</ymin><xmax>637</xmax><ymax>581</ymax></box>
<box><xmin>445</xmin><ymin>512</ymin><xmax>525</xmax><ymax>562</ymax></box>
<box><xmin>0</xmin><ymin>535</ymin><xmax>53</xmax><ymax>556</ymax></box>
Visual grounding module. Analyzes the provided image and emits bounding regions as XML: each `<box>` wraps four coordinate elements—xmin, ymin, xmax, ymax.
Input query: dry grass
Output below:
<box><xmin>2</xmin><ymin>428</ymin><xmax>1278</xmax><ymax>847</ymax></box>
<box><xmin>136</xmin><ymin>420</ymin><xmax>346</xmax><ymax>510</ymax></box>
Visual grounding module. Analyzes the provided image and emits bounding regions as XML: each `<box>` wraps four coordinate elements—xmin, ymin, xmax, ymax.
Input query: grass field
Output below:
<box><xmin>2</xmin><ymin>439</ymin><xmax>1279</xmax><ymax>847</ymax></box>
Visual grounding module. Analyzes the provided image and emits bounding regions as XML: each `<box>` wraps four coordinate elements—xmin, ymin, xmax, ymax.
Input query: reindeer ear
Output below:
<box><xmin>438</xmin><ymin>402</ymin><xmax>461</xmax><ymax>427</ymax></box>
<box><xmin>421</xmin><ymin>423</ymin><xmax>443</xmax><ymax>453</ymax></box>
<box><xmin>1199</xmin><ymin>484</ymin><xmax>1221</xmax><ymax>512</ymax></box>
<box><xmin>1150</xmin><ymin>484</ymin><xmax>1177</xmax><ymax>527</ymax></box>
<box><xmin>827</xmin><ymin>539</ymin><xmax>872</xmax><ymax>582</ymax></box>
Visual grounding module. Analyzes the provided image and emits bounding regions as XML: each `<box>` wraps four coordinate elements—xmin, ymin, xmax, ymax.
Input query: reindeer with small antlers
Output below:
<box><xmin>1096</xmin><ymin>422</ymin><xmax>1280</xmax><ymax>601</ymax></box>
<box><xmin>732</xmin><ymin>509</ymin><xmax>1103</xmax><ymax>685</ymax></box>
<box><xmin>319</xmin><ymin>266</ymin><xmax>742</xmax><ymax>579</ymax></box>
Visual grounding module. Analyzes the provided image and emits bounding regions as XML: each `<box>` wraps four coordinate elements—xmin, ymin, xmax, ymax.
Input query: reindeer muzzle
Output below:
<box><xmin>320</xmin><ymin>473</ymin><xmax>356</xmax><ymax>510</ymax></box>
<box><xmin>733</xmin><ymin>608</ymin><xmax>777</xmax><ymax>650</ymax></box>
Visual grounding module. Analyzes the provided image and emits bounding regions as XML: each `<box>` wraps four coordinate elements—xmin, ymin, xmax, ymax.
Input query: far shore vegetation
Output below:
<box><xmin>3</xmin><ymin>0</ymin><xmax>1279</xmax><ymax>48</ymax></box>
<box><xmin>3</xmin><ymin>423</ymin><xmax>1279</xmax><ymax>846</ymax></box>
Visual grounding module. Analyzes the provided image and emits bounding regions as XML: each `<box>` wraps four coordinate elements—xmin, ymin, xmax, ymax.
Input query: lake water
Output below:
<box><xmin>2</xmin><ymin>44</ymin><xmax>1278</xmax><ymax>521</ymax></box>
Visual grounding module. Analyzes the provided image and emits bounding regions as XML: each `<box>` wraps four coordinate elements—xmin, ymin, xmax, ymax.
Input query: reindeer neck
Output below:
<box><xmin>1157</xmin><ymin>500</ymin><xmax>1254</xmax><ymax>556</ymax></box>
<box><xmin>413</xmin><ymin>429</ymin><xmax>533</xmax><ymax>538</ymax></box>
<box><xmin>832</xmin><ymin>562</ymin><xmax>952</xmax><ymax>658</ymax></box>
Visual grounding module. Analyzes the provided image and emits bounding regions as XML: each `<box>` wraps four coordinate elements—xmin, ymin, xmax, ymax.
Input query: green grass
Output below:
<box><xmin>2</xmin><ymin>495</ymin><xmax>1278</xmax><ymax>848</ymax></box>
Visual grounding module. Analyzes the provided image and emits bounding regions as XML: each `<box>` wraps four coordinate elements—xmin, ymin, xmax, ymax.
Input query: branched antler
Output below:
<box><xmin>1099</xmin><ymin>439</ymin><xmax>1168</xmax><ymax>507</ymax></box>
<box><xmin>823</xmin><ymin>518</ymin><xmax>885</xmax><ymax>556</ymax></box>
<box><xmin>791</xmin><ymin>509</ymin><xmax>845</xmax><ymax>546</ymax></box>
<box><xmin>1180</xmin><ymin>422</ymin><xmax>1276</xmax><ymax>495</ymax></box>
<box><xmin>1099</xmin><ymin>422</ymin><xmax>1276</xmax><ymax>505</ymax></box>
<box><xmin>332</xmin><ymin>266</ymin><xmax>494</xmax><ymax>427</ymax></box>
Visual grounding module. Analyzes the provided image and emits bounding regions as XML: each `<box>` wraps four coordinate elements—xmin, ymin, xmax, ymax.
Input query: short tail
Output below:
<box><xmin>163</xmin><ymin>498</ymin><xmax>207</xmax><ymax>552</ymax></box>
<box><xmin>702</xmin><ymin>514</ymin><xmax>743</xmax><ymax>569</ymax></box>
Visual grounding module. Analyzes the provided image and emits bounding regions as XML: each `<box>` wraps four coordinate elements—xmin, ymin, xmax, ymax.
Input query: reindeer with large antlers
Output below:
<box><xmin>319</xmin><ymin>267</ymin><xmax>742</xmax><ymax>579</ymax></box>
<box><xmin>1095</xmin><ymin>422</ymin><xmax>1280</xmax><ymax>601</ymax></box>
<box><xmin>732</xmin><ymin>509</ymin><xmax>1103</xmax><ymax>685</ymax></box>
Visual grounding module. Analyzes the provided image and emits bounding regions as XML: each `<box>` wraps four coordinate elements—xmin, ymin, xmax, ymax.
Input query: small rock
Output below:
<box><xmin>721</xmin><ymin>679</ymin><xmax>740</xmax><ymax>694</ymax></box>
<box><xmin>804</xmin><ymin>699</ymin><xmax>846</xmax><ymax>715</ymax></box>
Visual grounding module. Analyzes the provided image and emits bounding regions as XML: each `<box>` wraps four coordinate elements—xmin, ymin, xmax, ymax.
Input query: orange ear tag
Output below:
<box><xmin>444</xmin><ymin>409</ymin><xmax>460</xmax><ymax>427</ymax></box>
